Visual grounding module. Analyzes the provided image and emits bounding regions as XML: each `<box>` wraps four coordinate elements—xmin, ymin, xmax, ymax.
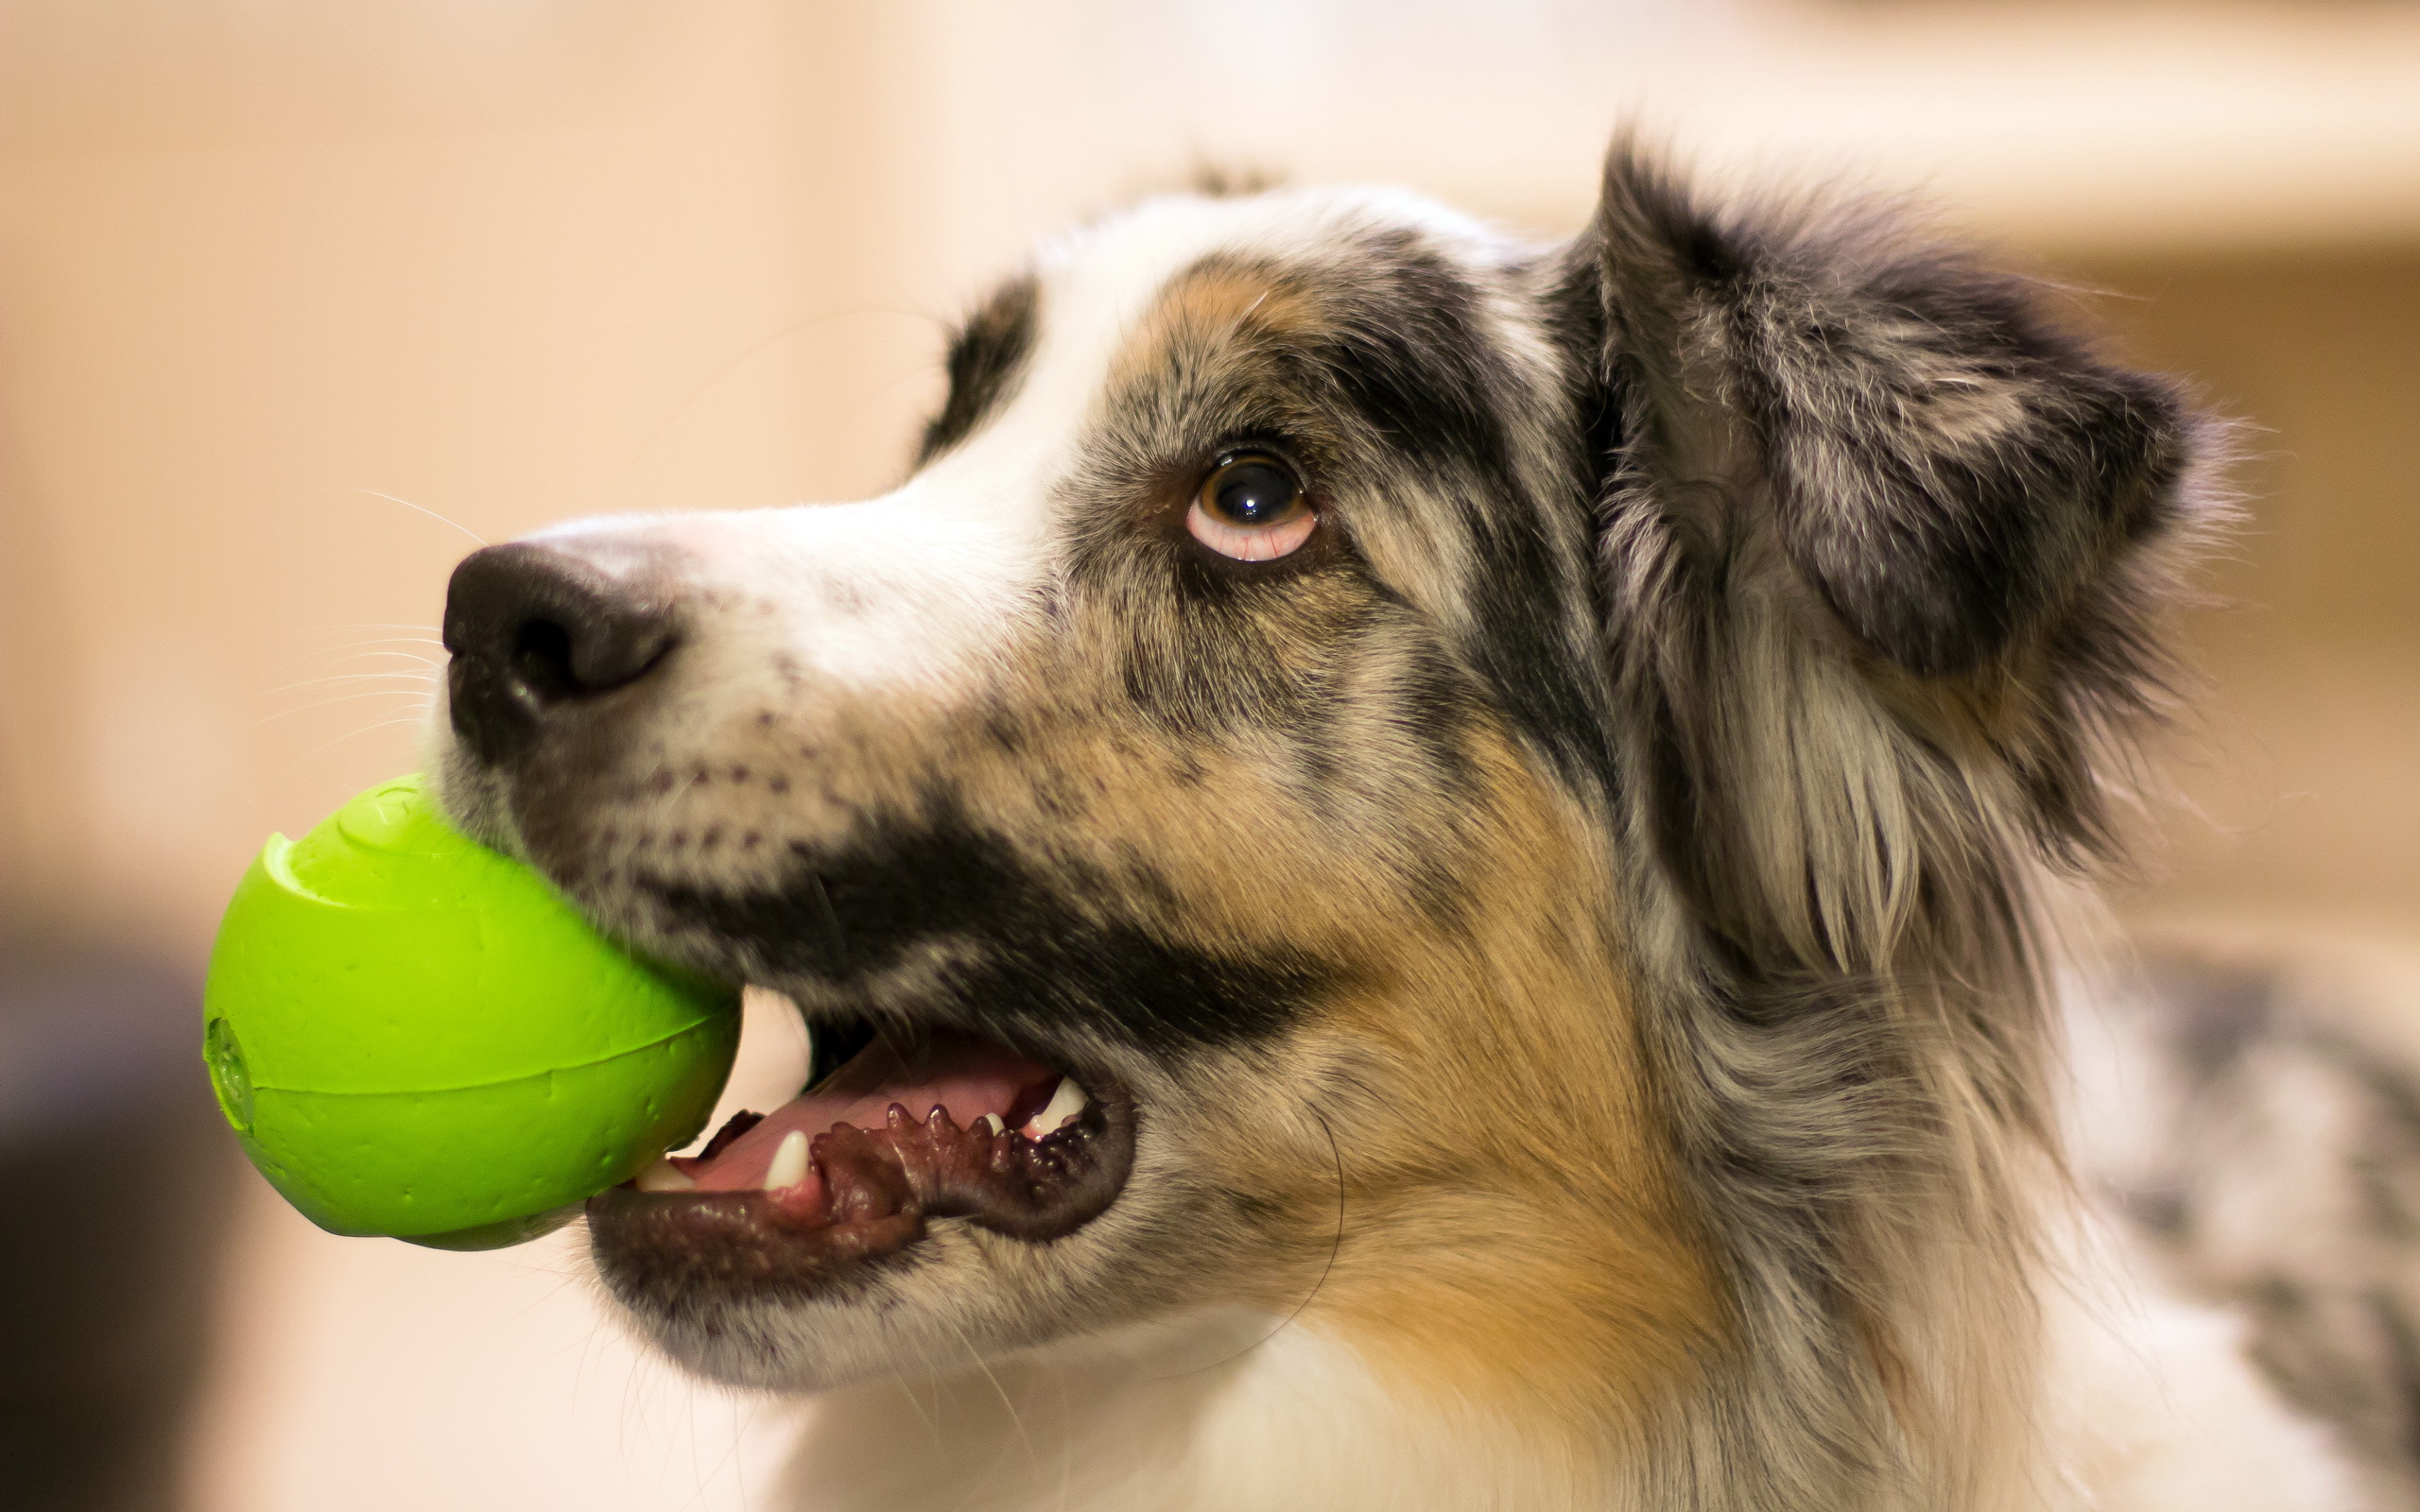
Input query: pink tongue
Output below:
<box><xmin>680</xmin><ymin>1030</ymin><xmax>1058</xmax><ymax>1194</ymax></box>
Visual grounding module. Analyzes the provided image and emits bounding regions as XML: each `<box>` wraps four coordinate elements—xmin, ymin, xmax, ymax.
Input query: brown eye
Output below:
<box><xmin>1186</xmin><ymin>453</ymin><xmax>1315</xmax><ymax>561</ymax></box>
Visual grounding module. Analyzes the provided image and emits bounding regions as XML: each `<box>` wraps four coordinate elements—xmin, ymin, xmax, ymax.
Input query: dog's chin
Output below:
<box><xmin>584</xmin><ymin>1013</ymin><xmax>1138</xmax><ymax>1379</ymax></box>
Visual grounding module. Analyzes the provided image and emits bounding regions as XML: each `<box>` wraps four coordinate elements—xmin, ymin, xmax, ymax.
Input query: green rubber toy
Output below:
<box><xmin>201</xmin><ymin>774</ymin><xmax>740</xmax><ymax>1250</ymax></box>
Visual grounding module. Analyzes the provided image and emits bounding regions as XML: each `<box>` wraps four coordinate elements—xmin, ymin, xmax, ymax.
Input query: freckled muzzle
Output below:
<box><xmin>586</xmin><ymin>1023</ymin><xmax>1136</xmax><ymax>1309</ymax></box>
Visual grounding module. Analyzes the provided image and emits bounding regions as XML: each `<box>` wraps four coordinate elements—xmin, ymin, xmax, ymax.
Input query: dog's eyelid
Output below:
<box><xmin>1204</xmin><ymin>428</ymin><xmax>1313</xmax><ymax>473</ymax></box>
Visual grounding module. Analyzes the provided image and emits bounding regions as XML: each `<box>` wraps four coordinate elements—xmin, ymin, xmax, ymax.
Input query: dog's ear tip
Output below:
<box><xmin>1588</xmin><ymin>137</ymin><xmax>1715</xmax><ymax>259</ymax></box>
<box><xmin>1597</xmin><ymin>128</ymin><xmax>1682</xmax><ymax>190</ymax></box>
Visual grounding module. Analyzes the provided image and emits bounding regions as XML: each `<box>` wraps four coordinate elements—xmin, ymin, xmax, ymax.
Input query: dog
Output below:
<box><xmin>426</xmin><ymin>142</ymin><xmax>2411</xmax><ymax>1509</ymax></box>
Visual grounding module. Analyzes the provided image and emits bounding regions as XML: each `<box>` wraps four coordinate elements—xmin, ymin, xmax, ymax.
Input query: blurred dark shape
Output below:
<box><xmin>0</xmin><ymin>931</ymin><xmax>237</xmax><ymax>1512</ymax></box>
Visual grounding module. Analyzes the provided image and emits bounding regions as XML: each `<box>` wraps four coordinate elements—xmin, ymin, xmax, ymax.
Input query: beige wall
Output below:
<box><xmin>2</xmin><ymin>5</ymin><xmax>815</xmax><ymax>954</ymax></box>
<box><xmin>0</xmin><ymin>2</ymin><xmax>1198</xmax><ymax>951</ymax></box>
<box><xmin>1</xmin><ymin>4</ymin><xmax>2413</xmax><ymax>1508</ymax></box>
<box><xmin>6</xmin><ymin>1</ymin><xmax>2419</xmax><ymax>956</ymax></box>
<box><xmin>2078</xmin><ymin>249</ymin><xmax>2420</xmax><ymax>934</ymax></box>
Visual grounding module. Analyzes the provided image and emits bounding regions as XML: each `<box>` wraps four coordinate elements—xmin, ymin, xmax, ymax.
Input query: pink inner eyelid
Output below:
<box><xmin>1184</xmin><ymin>501</ymin><xmax>1317</xmax><ymax>562</ymax></box>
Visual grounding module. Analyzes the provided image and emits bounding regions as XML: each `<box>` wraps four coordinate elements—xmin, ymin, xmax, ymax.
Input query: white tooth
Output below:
<box><xmin>1027</xmin><ymin>1078</ymin><xmax>1088</xmax><ymax>1138</ymax></box>
<box><xmin>975</xmin><ymin>1113</ymin><xmax>1005</xmax><ymax>1137</ymax></box>
<box><xmin>763</xmin><ymin>1130</ymin><xmax>809</xmax><ymax>1192</ymax></box>
<box><xmin>1049</xmin><ymin>1078</ymin><xmax>1091</xmax><ymax>1125</ymax></box>
<box><xmin>634</xmin><ymin>1157</ymin><xmax>696</xmax><ymax>1193</ymax></box>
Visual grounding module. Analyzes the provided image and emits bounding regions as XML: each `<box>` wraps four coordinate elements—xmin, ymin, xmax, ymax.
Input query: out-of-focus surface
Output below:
<box><xmin>0</xmin><ymin>1</ymin><xmax>2411</xmax><ymax>1507</ymax></box>
<box><xmin>0</xmin><ymin>939</ymin><xmax>231</xmax><ymax>1510</ymax></box>
<box><xmin>2081</xmin><ymin>246</ymin><xmax>2420</xmax><ymax>937</ymax></box>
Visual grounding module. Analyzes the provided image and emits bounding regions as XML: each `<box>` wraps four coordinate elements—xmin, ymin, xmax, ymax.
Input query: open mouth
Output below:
<box><xmin>586</xmin><ymin>1013</ymin><xmax>1135</xmax><ymax>1304</ymax></box>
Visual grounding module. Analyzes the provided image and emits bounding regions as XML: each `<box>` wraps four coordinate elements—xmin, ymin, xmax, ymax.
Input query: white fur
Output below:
<box><xmin>772</xmin><ymin>1312</ymin><xmax>1615</xmax><ymax>1512</ymax></box>
<box><xmin>745</xmin><ymin>1236</ymin><xmax>2356</xmax><ymax>1512</ymax></box>
<box><xmin>2041</xmin><ymin>1276</ymin><xmax>2355</xmax><ymax>1511</ymax></box>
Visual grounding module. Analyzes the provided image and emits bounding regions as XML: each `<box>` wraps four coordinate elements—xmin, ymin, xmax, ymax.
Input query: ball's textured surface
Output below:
<box><xmin>202</xmin><ymin>774</ymin><xmax>739</xmax><ymax>1249</ymax></box>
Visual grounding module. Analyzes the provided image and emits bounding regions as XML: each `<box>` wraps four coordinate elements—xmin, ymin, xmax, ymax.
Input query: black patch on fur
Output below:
<box><xmin>1459</xmin><ymin>505</ymin><xmax>1611</xmax><ymax>793</ymax></box>
<box><xmin>917</xmin><ymin>274</ymin><xmax>1041</xmax><ymax>463</ymax></box>
<box><xmin>1314</xmin><ymin>239</ymin><xmax>1612</xmax><ymax>784</ymax></box>
<box><xmin>640</xmin><ymin>796</ymin><xmax>1333</xmax><ymax>1054</ymax></box>
<box><xmin>1133</xmin><ymin>240</ymin><xmax>1615</xmax><ymax>795</ymax></box>
<box><xmin>1314</xmin><ymin>234</ymin><xmax>1517</xmax><ymax>480</ymax></box>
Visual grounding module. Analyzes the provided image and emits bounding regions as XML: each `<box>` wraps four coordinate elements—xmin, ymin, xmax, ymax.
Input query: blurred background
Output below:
<box><xmin>0</xmin><ymin>1</ymin><xmax>2412</xmax><ymax>1506</ymax></box>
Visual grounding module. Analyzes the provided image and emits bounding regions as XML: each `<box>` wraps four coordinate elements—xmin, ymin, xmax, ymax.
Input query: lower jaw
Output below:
<box><xmin>585</xmin><ymin>1026</ymin><xmax>1135</xmax><ymax>1306</ymax></box>
<box><xmin>586</xmin><ymin>1184</ymin><xmax>926</xmax><ymax>1311</ymax></box>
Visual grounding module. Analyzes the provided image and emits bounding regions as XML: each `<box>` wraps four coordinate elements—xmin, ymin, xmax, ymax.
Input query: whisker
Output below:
<box><xmin>663</xmin><ymin>1386</ymin><xmax>752</xmax><ymax>1512</ymax></box>
<box><xmin>320</xmin><ymin>650</ymin><xmax>441</xmax><ymax>670</ymax></box>
<box><xmin>265</xmin><ymin>645</ymin><xmax>442</xmax><ymax>689</ymax></box>
<box><xmin>291</xmin><ymin>713</ymin><xmax>429</xmax><ymax>765</ymax></box>
<box><xmin>262</xmin><ymin>669</ymin><xmax>439</xmax><ymax>696</ymax></box>
<box><xmin>257</xmin><ymin>688</ymin><xmax>437</xmax><ymax>725</ymax></box>
<box><xmin>806</xmin><ymin>872</ymin><xmax>849</xmax><ymax>971</ymax></box>
<box><xmin>1150</xmin><ymin>1107</ymin><xmax>1346</xmax><ymax>1383</ymax></box>
<box><xmin>295</xmin><ymin>639</ymin><xmax>446</xmax><ymax>666</ymax></box>
<box><xmin>298</xmin><ymin>631</ymin><xmax>445</xmax><ymax>658</ymax></box>
<box><xmin>890</xmin><ymin>1377</ymin><xmax>942</xmax><ymax>1452</ymax></box>
<box><xmin>631</xmin><ymin>303</ymin><xmax>943</xmax><ymax>464</ymax></box>
<box><xmin>309</xmin><ymin>635</ymin><xmax>444</xmax><ymax>648</ymax></box>
<box><xmin>938</xmin><ymin>1312</ymin><xmax>1040</xmax><ymax>1490</ymax></box>
<box><xmin>348</xmin><ymin>488</ymin><xmax>489</xmax><ymax>546</ymax></box>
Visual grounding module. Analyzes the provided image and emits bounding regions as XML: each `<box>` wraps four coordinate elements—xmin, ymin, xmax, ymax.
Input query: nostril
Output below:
<box><xmin>508</xmin><ymin>610</ymin><xmax>670</xmax><ymax>702</ymax></box>
<box><xmin>512</xmin><ymin>618</ymin><xmax>580</xmax><ymax>701</ymax></box>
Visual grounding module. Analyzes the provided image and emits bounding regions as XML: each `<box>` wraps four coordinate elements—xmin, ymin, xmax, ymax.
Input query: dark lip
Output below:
<box><xmin>585</xmin><ymin>1075</ymin><xmax>1137</xmax><ymax>1313</ymax></box>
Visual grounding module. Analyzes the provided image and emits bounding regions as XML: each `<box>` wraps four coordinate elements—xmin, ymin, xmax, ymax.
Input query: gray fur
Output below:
<box><xmin>1564</xmin><ymin>145</ymin><xmax>2218</xmax><ymax>1506</ymax></box>
<box><xmin>2100</xmin><ymin>942</ymin><xmax>2420</xmax><ymax>1509</ymax></box>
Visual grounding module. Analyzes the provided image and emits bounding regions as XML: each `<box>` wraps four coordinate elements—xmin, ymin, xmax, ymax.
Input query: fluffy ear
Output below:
<box><xmin>1582</xmin><ymin>145</ymin><xmax>2203</xmax><ymax>679</ymax></box>
<box><xmin>1551</xmin><ymin>151</ymin><xmax>2229</xmax><ymax>1500</ymax></box>
<box><xmin>1562</xmin><ymin>145</ymin><xmax>2221</xmax><ymax>965</ymax></box>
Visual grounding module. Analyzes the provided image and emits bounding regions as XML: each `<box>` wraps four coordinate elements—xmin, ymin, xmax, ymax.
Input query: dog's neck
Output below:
<box><xmin>769</xmin><ymin>1210</ymin><xmax>2357</xmax><ymax>1512</ymax></box>
<box><xmin>775</xmin><ymin>1308</ymin><xmax>1636</xmax><ymax>1512</ymax></box>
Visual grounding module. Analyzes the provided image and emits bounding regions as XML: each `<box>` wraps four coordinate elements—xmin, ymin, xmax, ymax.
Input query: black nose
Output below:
<box><xmin>442</xmin><ymin>542</ymin><xmax>679</xmax><ymax>763</ymax></box>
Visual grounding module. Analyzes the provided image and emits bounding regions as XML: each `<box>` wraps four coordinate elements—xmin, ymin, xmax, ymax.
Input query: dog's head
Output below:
<box><xmin>431</xmin><ymin>146</ymin><xmax>2204</xmax><ymax>1477</ymax></box>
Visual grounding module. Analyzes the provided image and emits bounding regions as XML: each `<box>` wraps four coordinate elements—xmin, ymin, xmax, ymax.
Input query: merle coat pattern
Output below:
<box><xmin>427</xmin><ymin>145</ymin><xmax>2391</xmax><ymax>1509</ymax></box>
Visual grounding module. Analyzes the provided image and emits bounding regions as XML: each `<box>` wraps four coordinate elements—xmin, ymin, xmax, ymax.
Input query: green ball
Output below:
<box><xmin>201</xmin><ymin>774</ymin><xmax>739</xmax><ymax>1249</ymax></box>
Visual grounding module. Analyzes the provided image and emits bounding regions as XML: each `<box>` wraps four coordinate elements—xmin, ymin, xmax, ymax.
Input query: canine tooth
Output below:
<box><xmin>1022</xmin><ymin>1078</ymin><xmax>1088</xmax><ymax>1138</ymax></box>
<box><xmin>634</xmin><ymin>1157</ymin><xmax>696</xmax><ymax>1193</ymax></box>
<box><xmin>764</xmin><ymin>1129</ymin><xmax>809</xmax><ymax>1192</ymax></box>
<box><xmin>1049</xmin><ymin>1078</ymin><xmax>1091</xmax><ymax>1125</ymax></box>
<box><xmin>975</xmin><ymin>1113</ymin><xmax>1005</xmax><ymax>1136</ymax></box>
